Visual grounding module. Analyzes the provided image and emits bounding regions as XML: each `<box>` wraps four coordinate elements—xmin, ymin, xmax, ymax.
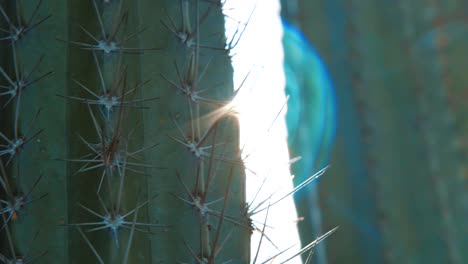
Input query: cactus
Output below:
<box><xmin>0</xmin><ymin>0</ymin><xmax>252</xmax><ymax>263</ymax></box>
<box><xmin>281</xmin><ymin>0</ymin><xmax>468</xmax><ymax>263</ymax></box>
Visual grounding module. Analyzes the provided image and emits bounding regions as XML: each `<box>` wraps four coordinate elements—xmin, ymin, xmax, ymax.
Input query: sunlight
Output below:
<box><xmin>223</xmin><ymin>1</ymin><xmax>303</xmax><ymax>263</ymax></box>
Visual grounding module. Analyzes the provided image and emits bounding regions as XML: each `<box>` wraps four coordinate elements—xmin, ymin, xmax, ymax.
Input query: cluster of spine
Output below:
<box><xmin>0</xmin><ymin>0</ymin><xmax>50</xmax><ymax>262</ymax></box>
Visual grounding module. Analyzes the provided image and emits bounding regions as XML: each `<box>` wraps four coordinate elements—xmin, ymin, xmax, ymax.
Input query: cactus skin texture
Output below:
<box><xmin>282</xmin><ymin>0</ymin><xmax>468</xmax><ymax>264</ymax></box>
<box><xmin>0</xmin><ymin>0</ymin><xmax>250</xmax><ymax>263</ymax></box>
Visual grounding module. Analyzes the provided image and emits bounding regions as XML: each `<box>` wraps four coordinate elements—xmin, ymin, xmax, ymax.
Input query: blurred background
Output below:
<box><xmin>280</xmin><ymin>0</ymin><xmax>468</xmax><ymax>263</ymax></box>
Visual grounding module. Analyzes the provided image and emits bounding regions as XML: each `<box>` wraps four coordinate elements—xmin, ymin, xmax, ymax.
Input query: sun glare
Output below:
<box><xmin>223</xmin><ymin>1</ymin><xmax>303</xmax><ymax>263</ymax></box>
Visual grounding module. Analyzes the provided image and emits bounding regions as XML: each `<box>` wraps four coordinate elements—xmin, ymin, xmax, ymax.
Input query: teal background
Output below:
<box><xmin>281</xmin><ymin>0</ymin><xmax>468</xmax><ymax>263</ymax></box>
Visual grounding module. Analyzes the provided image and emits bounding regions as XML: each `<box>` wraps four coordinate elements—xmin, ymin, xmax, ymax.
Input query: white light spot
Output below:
<box><xmin>223</xmin><ymin>1</ymin><xmax>303</xmax><ymax>263</ymax></box>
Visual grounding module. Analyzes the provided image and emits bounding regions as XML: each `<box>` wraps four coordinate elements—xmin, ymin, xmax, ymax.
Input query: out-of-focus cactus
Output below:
<box><xmin>0</xmin><ymin>1</ymin><xmax>251</xmax><ymax>263</ymax></box>
<box><xmin>281</xmin><ymin>0</ymin><xmax>467</xmax><ymax>263</ymax></box>
<box><xmin>282</xmin><ymin>20</ymin><xmax>336</xmax><ymax>264</ymax></box>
